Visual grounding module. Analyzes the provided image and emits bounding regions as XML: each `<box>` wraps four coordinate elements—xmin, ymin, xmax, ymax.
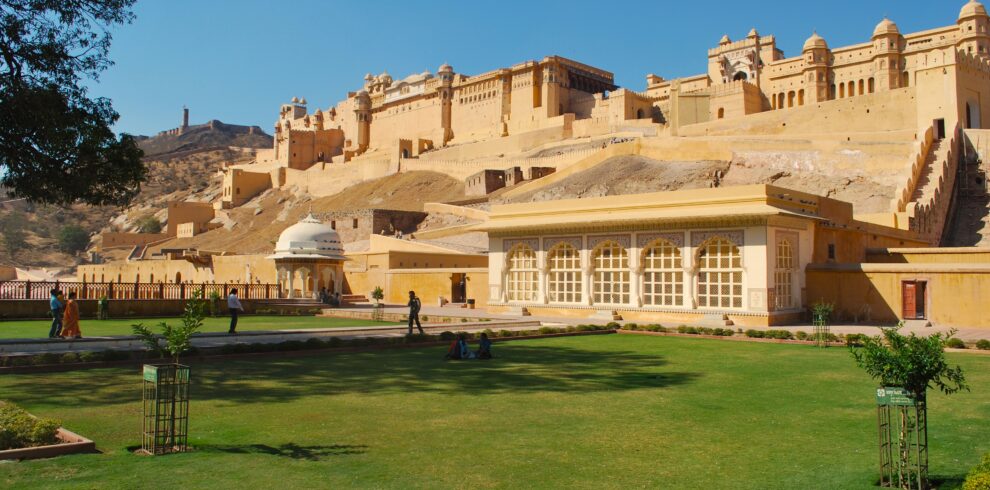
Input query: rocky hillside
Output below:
<box><xmin>0</xmin><ymin>121</ymin><xmax>271</xmax><ymax>271</ymax></box>
<box><xmin>136</xmin><ymin>120</ymin><xmax>272</xmax><ymax>159</ymax></box>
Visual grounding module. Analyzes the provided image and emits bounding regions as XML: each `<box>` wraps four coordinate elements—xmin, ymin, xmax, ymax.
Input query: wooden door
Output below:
<box><xmin>902</xmin><ymin>282</ymin><xmax>917</xmax><ymax>319</ymax></box>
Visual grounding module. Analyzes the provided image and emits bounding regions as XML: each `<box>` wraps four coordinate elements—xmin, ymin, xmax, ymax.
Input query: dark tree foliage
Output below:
<box><xmin>135</xmin><ymin>214</ymin><xmax>161</xmax><ymax>233</ymax></box>
<box><xmin>56</xmin><ymin>224</ymin><xmax>89</xmax><ymax>253</ymax></box>
<box><xmin>0</xmin><ymin>0</ymin><xmax>145</xmax><ymax>205</ymax></box>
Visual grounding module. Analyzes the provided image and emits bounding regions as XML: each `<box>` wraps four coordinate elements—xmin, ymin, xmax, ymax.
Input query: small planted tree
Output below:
<box><xmin>131</xmin><ymin>290</ymin><xmax>206</xmax><ymax>455</ymax></box>
<box><xmin>850</xmin><ymin>326</ymin><xmax>969</xmax><ymax>489</ymax></box>
<box><xmin>371</xmin><ymin>286</ymin><xmax>384</xmax><ymax>305</ymax></box>
<box><xmin>810</xmin><ymin>300</ymin><xmax>834</xmax><ymax>348</ymax></box>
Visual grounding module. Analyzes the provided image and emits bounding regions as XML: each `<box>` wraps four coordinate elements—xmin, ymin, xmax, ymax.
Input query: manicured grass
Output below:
<box><xmin>0</xmin><ymin>315</ymin><xmax>401</xmax><ymax>340</ymax></box>
<box><xmin>1</xmin><ymin>334</ymin><xmax>988</xmax><ymax>489</ymax></box>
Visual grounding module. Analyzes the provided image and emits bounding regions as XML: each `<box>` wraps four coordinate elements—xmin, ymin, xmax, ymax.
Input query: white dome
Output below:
<box><xmin>269</xmin><ymin>214</ymin><xmax>345</xmax><ymax>260</ymax></box>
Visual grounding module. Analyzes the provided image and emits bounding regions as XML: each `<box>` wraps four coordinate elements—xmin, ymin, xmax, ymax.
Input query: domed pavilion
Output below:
<box><xmin>267</xmin><ymin>214</ymin><xmax>347</xmax><ymax>299</ymax></box>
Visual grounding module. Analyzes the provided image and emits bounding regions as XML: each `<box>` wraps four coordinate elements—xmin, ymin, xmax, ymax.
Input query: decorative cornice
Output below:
<box><xmin>588</xmin><ymin>234</ymin><xmax>631</xmax><ymax>250</ymax></box>
<box><xmin>504</xmin><ymin>238</ymin><xmax>539</xmax><ymax>253</ymax></box>
<box><xmin>637</xmin><ymin>232</ymin><xmax>685</xmax><ymax>249</ymax></box>
<box><xmin>544</xmin><ymin>236</ymin><xmax>582</xmax><ymax>251</ymax></box>
<box><xmin>691</xmin><ymin>230</ymin><xmax>745</xmax><ymax>247</ymax></box>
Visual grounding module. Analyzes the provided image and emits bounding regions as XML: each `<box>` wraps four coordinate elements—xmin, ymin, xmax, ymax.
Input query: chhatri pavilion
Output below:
<box><xmin>268</xmin><ymin>214</ymin><xmax>347</xmax><ymax>299</ymax></box>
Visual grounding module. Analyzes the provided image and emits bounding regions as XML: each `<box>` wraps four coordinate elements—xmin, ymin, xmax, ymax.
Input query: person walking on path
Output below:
<box><xmin>48</xmin><ymin>289</ymin><xmax>63</xmax><ymax>338</ymax></box>
<box><xmin>407</xmin><ymin>290</ymin><xmax>424</xmax><ymax>335</ymax></box>
<box><xmin>227</xmin><ymin>288</ymin><xmax>244</xmax><ymax>334</ymax></box>
<box><xmin>60</xmin><ymin>292</ymin><xmax>82</xmax><ymax>339</ymax></box>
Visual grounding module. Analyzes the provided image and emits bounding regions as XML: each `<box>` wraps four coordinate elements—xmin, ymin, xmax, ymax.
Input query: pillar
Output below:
<box><xmin>630</xmin><ymin>259</ymin><xmax>644</xmax><ymax>308</ymax></box>
<box><xmin>537</xmin><ymin>262</ymin><xmax>548</xmax><ymax>304</ymax></box>
<box><xmin>287</xmin><ymin>265</ymin><xmax>296</xmax><ymax>299</ymax></box>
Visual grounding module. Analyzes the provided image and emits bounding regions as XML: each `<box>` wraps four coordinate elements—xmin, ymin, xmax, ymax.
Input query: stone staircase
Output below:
<box><xmin>946</xmin><ymin>146</ymin><xmax>990</xmax><ymax>246</ymax></box>
<box><xmin>911</xmin><ymin>139</ymin><xmax>946</xmax><ymax>202</ymax></box>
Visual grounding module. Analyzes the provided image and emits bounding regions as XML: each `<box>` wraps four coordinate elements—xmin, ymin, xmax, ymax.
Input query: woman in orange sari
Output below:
<box><xmin>60</xmin><ymin>292</ymin><xmax>82</xmax><ymax>339</ymax></box>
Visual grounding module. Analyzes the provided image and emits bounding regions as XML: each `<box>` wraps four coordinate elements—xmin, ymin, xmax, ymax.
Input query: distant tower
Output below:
<box><xmin>181</xmin><ymin>106</ymin><xmax>189</xmax><ymax>134</ymax></box>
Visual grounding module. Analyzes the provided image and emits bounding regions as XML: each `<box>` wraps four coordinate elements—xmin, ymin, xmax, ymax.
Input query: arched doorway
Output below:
<box><xmin>733</xmin><ymin>71</ymin><xmax>748</xmax><ymax>81</ymax></box>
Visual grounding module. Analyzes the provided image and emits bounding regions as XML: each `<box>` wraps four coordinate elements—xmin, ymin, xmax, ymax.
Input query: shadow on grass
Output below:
<box><xmin>1</xmin><ymin>342</ymin><xmax>701</xmax><ymax>407</ymax></box>
<box><xmin>196</xmin><ymin>443</ymin><xmax>368</xmax><ymax>461</ymax></box>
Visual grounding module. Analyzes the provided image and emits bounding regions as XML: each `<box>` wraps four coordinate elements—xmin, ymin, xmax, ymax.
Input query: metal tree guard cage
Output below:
<box><xmin>876</xmin><ymin>387</ymin><xmax>929</xmax><ymax>489</ymax></box>
<box><xmin>813</xmin><ymin>312</ymin><xmax>830</xmax><ymax>348</ymax></box>
<box><xmin>141</xmin><ymin>364</ymin><xmax>191</xmax><ymax>455</ymax></box>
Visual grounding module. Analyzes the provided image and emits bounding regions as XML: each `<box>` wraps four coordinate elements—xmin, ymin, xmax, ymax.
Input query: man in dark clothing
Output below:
<box><xmin>407</xmin><ymin>290</ymin><xmax>424</xmax><ymax>335</ymax></box>
<box><xmin>48</xmin><ymin>289</ymin><xmax>63</xmax><ymax>338</ymax></box>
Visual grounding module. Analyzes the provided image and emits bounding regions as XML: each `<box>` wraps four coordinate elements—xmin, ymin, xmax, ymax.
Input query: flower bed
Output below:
<box><xmin>0</xmin><ymin>401</ymin><xmax>96</xmax><ymax>460</ymax></box>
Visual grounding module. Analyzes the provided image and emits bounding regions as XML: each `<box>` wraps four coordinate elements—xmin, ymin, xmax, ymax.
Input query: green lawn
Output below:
<box><xmin>0</xmin><ymin>315</ymin><xmax>400</xmax><ymax>340</ymax></box>
<box><xmin>2</xmin><ymin>334</ymin><xmax>988</xmax><ymax>489</ymax></box>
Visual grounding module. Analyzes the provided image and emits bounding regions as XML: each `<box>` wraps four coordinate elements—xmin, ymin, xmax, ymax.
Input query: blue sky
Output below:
<box><xmin>93</xmin><ymin>0</ymin><xmax>962</xmax><ymax>136</ymax></box>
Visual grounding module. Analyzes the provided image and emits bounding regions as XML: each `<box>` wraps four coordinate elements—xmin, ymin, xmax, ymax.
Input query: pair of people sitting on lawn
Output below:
<box><xmin>445</xmin><ymin>333</ymin><xmax>492</xmax><ymax>360</ymax></box>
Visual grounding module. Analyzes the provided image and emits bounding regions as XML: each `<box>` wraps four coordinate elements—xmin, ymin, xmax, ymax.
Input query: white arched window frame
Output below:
<box><xmin>591</xmin><ymin>240</ymin><xmax>629</xmax><ymax>305</ymax></box>
<box><xmin>696</xmin><ymin>237</ymin><xmax>743</xmax><ymax>309</ymax></box>
<box><xmin>505</xmin><ymin>243</ymin><xmax>538</xmax><ymax>302</ymax></box>
<box><xmin>546</xmin><ymin>242</ymin><xmax>582</xmax><ymax>304</ymax></box>
<box><xmin>774</xmin><ymin>235</ymin><xmax>797</xmax><ymax>310</ymax></box>
<box><xmin>642</xmin><ymin>239</ymin><xmax>683</xmax><ymax>307</ymax></box>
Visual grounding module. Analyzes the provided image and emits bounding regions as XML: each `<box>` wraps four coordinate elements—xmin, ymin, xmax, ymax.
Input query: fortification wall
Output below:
<box><xmin>679</xmin><ymin>87</ymin><xmax>918</xmax><ymax>137</ymax></box>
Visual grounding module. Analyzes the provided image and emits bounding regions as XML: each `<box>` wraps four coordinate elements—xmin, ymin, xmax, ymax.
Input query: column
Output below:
<box><xmin>581</xmin><ymin>260</ymin><xmax>593</xmax><ymax>306</ymax></box>
<box><xmin>287</xmin><ymin>265</ymin><xmax>296</xmax><ymax>299</ymax></box>
<box><xmin>537</xmin><ymin>262</ymin><xmax>548</xmax><ymax>304</ymax></box>
<box><xmin>630</xmin><ymin>261</ymin><xmax>644</xmax><ymax>308</ymax></box>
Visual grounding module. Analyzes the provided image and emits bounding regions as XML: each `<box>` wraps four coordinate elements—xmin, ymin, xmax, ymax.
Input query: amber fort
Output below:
<box><xmin>76</xmin><ymin>1</ymin><xmax>990</xmax><ymax>329</ymax></box>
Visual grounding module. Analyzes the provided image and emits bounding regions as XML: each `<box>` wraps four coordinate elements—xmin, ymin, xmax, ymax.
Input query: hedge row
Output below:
<box><xmin>0</xmin><ymin>350</ymin><xmax>132</xmax><ymax>367</ymax></box>
<box><xmin>0</xmin><ymin>401</ymin><xmax>61</xmax><ymax>450</ymax></box>
<box><xmin>619</xmin><ymin>323</ymin><xmax>735</xmax><ymax>336</ymax></box>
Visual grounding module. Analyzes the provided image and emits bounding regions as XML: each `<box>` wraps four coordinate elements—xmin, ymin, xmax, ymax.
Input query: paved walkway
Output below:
<box><xmin>0</xmin><ymin>319</ymin><xmax>541</xmax><ymax>356</ymax></box>
<box><xmin>342</xmin><ymin>304</ymin><xmax>990</xmax><ymax>341</ymax></box>
<box><xmin>4</xmin><ymin>305</ymin><xmax>987</xmax><ymax>357</ymax></box>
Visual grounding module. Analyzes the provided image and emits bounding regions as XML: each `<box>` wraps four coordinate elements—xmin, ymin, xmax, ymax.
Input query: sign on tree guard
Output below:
<box><xmin>876</xmin><ymin>387</ymin><xmax>916</xmax><ymax>406</ymax></box>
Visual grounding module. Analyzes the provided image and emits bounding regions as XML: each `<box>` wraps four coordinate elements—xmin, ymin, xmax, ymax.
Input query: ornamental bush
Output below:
<box><xmin>0</xmin><ymin>401</ymin><xmax>61</xmax><ymax>450</ymax></box>
<box><xmin>946</xmin><ymin>338</ymin><xmax>967</xmax><ymax>349</ymax></box>
<box><xmin>963</xmin><ymin>452</ymin><xmax>990</xmax><ymax>490</ymax></box>
<box><xmin>977</xmin><ymin>339</ymin><xmax>990</xmax><ymax>350</ymax></box>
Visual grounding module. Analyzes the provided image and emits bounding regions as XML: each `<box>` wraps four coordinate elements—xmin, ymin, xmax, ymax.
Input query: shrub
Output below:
<box><xmin>497</xmin><ymin>329</ymin><xmax>514</xmax><ymax>338</ymax></box>
<box><xmin>764</xmin><ymin>330</ymin><xmax>794</xmax><ymax>340</ymax></box>
<box><xmin>946</xmin><ymin>338</ymin><xmax>967</xmax><ymax>349</ymax></box>
<box><xmin>60</xmin><ymin>353</ymin><xmax>79</xmax><ymax>364</ymax></box>
<box><xmin>304</xmin><ymin>338</ymin><xmax>325</xmax><ymax>349</ymax></box>
<box><xmin>439</xmin><ymin>331</ymin><xmax>456</xmax><ymax>341</ymax></box>
<box><xmin>403</xmin><ymin>334</ymin><xmax>432</xmax><ymax>343</ymax></box>
<box><xmin>645</xmin><ymin>324</ymin><xmax>667</xmax><ymax>332</ymax></box>
<box><xmin>963</xmin><ymin>452</ymin><xmax>990</xmax><ymax>490</ymax></box>
<box><xmin>36</xmin><ymin>353</ymin><xmax>62</xmax><ymax>365</ymax></box>
<box><xmin>327</xmin><ymin>337</ymin><xmax>344</xmax><ymax>347</ymax></box>
<box><xmin>745</xmin><ymin>329</ymin><xmax>765</xmax><ymax>339</ymax></box>
<box><xmin>101</xmin><ymin>350</ymin><xmax>130</xmax><ymax>362</ymax></box>
<box><xmin>795</xmin><ymin>331</ymin><xmax>808</xmax><ymax>340</ymax></box>
<box><xmin>623</xmin><ymin>323</ymin><xmax>639</xmax><ymax>331</ymax></box>
<box><xmin>420</xmin><ymin>315</ymin><xmax>429</xmax><ymax>322</ymax></box>
<box><xmin>845</xmin><ymin>333</ymin><xmax>868</xmax><ymax>347</ymax></box>
<box><xmin>605</xmin><ymin>322</ymin><xmax>620</xmax><ymax>329</ymax></box>
<box><xmin>78</xmin><ymin>351</ymin><xmax>100</xmax><ymax>363</ymax></box>
<box><xmin>977</xmin><ymin>339</ymin><xmax>990</xmax><ymax>351</ymax></box>
<box><xmin>0</xmin><ymin>401</ymin><xmax>61</xmax><ymax>450</ymax></box>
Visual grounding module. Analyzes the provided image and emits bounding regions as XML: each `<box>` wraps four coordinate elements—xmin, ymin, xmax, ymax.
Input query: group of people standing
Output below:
<box><xmin>48</xmin><ymin>289</ymin><xmax>81</xmax><ymax>339</ymax></box>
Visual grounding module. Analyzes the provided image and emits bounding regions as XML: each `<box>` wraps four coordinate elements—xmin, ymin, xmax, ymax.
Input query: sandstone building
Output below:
<box><xmin>71</xmin><ymin>1</ymin><xmax>990</xmax><ymax>329</ymax></box>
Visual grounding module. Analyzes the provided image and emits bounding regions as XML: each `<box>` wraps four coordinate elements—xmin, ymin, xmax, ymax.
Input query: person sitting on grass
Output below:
<box><xmin>477</xmin><ymin>332</ymin><xmax>492</xmax><ymax>359</ymax></box>
<box><xmin>444</xmin><ymin>338</ymin><xmax>462</xmax><ymax>360</ymax></box>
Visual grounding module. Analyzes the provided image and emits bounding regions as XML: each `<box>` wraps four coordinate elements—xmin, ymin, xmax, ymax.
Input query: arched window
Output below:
<box><xmin>777</xmin><ymin>93</ymin><xmax>785</xmax><ymax>109</ymax></box>
<box><xmin>591</xmin><ymin>241</ymin><xmax>629</xmax><ymax>305</ymax></box>
<box><xmin>696</xmin><ymin>237</ymin><xmax>743</xmax><ymax>309</ymax></box>
<box><xmin>637</xmin><ymin>108</ymin><xmax>645</xmax><ymax>119</ymax></box>
<box><xmin>642</xmin><ymin>239</ymin><xmax>683</xmax><ymax>307</ymax></box>
<box><xmin>175</xmin><ymin>272</ymin><xmax>182</xmax><ymax>283</ymax></box>
<box><xmin>774</xmin><ymin>239</ymin><xmax>795</xmax><ymax>310</ymax></box>
<box><xmin>839</xmin><ymin>83</ymin><xmax>845</xmax><ymax>98</ymax></box>
<box><xmin>858</xmin><ymin>79</ymin><xmax>865</xmax><ymax>95</ymax></box>
<box><xmin>787</xmin><ymin>91</ymin><xmax>795</xmax><ymax>107</ymax></box>
<box><xmin>547</xmin><ymin>242</ymin><xmax>581</xmax><ymax>303</ymax></box>
<box><xmin>868</xmin><ymin>77</ymin><xmax>875</xmax><ymax>93</ymax></box>
<box><xmin>717</xmin><ymin>108</ymin><xmax>725</xmax><ymax>119</ymax></box>
<box><xmin>902</xmin><ymin>72</ymin><xmax>910</xmax><ymax>87</ymax></box>
<box><xmin>506</xmin><ymin>244</ymin><xmax>538</xmax><ymax>302</ymax></box>
<box><xmin>798</xmin><ymin>89</ymin><xmax>805</xmax><ymax>106</ymax></box>
<box><xmin>847</xmin><ymin>81</ymin><xmax>855</xmax><ymax>97</ymax></box>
